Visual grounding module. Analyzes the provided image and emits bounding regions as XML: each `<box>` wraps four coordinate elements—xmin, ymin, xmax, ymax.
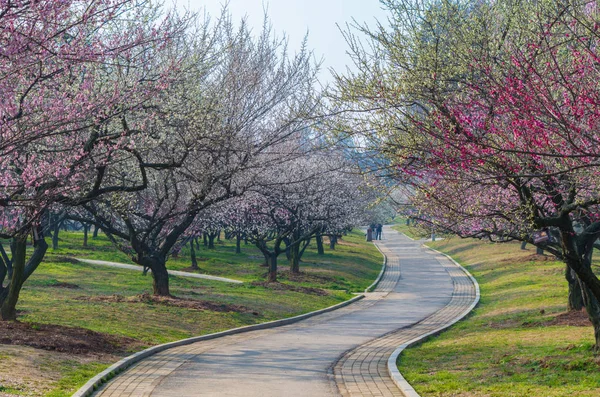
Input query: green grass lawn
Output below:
<box><xmin>398</xmin><ymin>238</ymin><xmax>600</xmax><ymax>397</ymax></box>
<box><xmin>3</xmin><ymin>229</ymin><xmax>381</xmax><ymax>397</ymax></box>
<box><xmin>53</xmin><ymin>230</ymin><xmax>380</xmax><ymax>290</ymax></box>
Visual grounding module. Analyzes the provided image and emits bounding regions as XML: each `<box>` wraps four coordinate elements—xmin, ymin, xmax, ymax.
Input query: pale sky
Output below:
<box><xmin>177</xmin><ymin>0</ymin><xmax>389</xmax><ymax>85</ymax></box>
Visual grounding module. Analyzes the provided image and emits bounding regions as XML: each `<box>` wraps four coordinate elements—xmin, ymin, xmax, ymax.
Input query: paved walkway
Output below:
<box><xmin>76</xmin><ymin>259</ymin><xmax>243</xmax><ymax>284</ymax></box>
<box><xmin>91</xmin><ymin>227</ymin><xmax>477</xmax><ymax>397</ymax></box>
<box><xmin>333</xmin><ymin>242</ymin><xmax>476</xmax><ymax>396</ymax></box>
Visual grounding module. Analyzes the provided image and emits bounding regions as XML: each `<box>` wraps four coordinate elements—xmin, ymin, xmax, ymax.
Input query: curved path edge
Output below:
<box><xmin>366</xmin><ymin>242</ymin><xmax>388</xmax><ymax>293</ymax></box>
<box><xmin>386</xmin><ymin>245</ymin><xmax>481</xmax><ymax>397</ymax></box>
<box><xmin>73</xmin><ymin>295</ymin><xmax>365</xmax><ymax>397</ymax></box>
<box><xmin>73</xmin><ymin>246</ymin><xmax>387</xmax><ymax>397</ymax></box>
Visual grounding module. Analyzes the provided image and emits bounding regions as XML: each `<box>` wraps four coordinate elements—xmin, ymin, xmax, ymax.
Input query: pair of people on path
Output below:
<box><xmin>369</xmin><ymin>223</ymin><xmax>383</xmax><ymax>240</ymax></box>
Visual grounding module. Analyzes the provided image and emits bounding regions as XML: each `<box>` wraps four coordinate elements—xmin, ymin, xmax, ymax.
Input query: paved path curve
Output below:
<box><xmin>90</xmin><ymin>227</ymin><xmax>476</xmax><ymax>397</ymax></box>
<box><xmin>76</xmin><ymin>259</ymin><xmax>243</xmax><ymax>284</ymax></box>
<box><xmin>333</xmin><ymin>242</ymin><xmax>478</xmax><ymax>396</ymax></box>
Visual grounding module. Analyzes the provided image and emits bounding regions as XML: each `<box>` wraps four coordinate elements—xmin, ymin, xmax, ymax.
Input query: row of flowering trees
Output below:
<box><xmin>179</xmin><ymin>150</ymin><xmax>368</xmax><ymax>282</ymax></box>
<box><xmin>0</xmin><ymin>1</ymin><xmax>374</xmax><ymax>320</ymax></box>
<box><xmin>334</xmin><ymin>0</ymin><xmax>600</xmax><ymax>349</ymax></box>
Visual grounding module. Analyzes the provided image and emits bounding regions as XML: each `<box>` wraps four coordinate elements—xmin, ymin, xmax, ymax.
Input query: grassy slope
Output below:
<box><xmin>3</xmin><ymin>229</ymin><xmax>381</xmax><ymax>396</ymax></box>
<box><xmin>398</xmin><ymin>238</ymin><xmax>600</xmax><ymax>397</ymax></box>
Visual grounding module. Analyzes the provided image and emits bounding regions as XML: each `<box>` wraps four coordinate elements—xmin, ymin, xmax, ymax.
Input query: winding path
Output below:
<box><xmin>87</xmin><ymin>227</ymin><xmax>477</xmax><ymax>397</ymax></box>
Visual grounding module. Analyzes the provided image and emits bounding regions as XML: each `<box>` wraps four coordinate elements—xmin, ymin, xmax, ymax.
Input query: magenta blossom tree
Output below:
<box><xmin>335</xmin><ymin>0</ymin><xmax>600</xmax><ymax>348</ymax></box>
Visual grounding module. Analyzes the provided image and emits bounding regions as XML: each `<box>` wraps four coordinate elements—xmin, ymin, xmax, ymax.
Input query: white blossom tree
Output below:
<box><xmin>76</xmin><ymin>11</ymin><xmax>321</xmax><ymax>296</ymax></box>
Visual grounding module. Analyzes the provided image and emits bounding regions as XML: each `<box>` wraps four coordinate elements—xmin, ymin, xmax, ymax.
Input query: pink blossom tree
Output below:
<box><xmin>0</xmin><ymin>0</ymin><xmax>187</xmax><ymax>320</ymax></box>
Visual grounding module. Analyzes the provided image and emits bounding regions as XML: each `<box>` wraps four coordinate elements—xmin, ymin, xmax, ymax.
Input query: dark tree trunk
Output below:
<box><xmin>195</xmin><ymin>237</ymin><xmax>200</xmax><ymax>250</ymax></box>
<box><xmin>0</xmin><ymin>243</ymin><xmax>12</xmax><ymax>280</ymax></box>
<box><xmin>79</xmin><ymin>202</ymin><xmax>201</xmax><ymax>300</ymax></box>
<box><xmin>203</xmin><ymin>233</ymin><xmax>208</xmax><ymax>247</ymax></box>
<box><xmin>536</xmin><ymin>246</ymin><xmax>544</xmax><ymax>255</ymax></box>
<box><xmin>289</xmin><ymin>242</ymin><xmax>300</xmax><ymax>274</ymax></box>
<box><xmin>236</xmin><ymin>233</ymin><xmax>242</xmax><ymax>254</ymax></box>
<box><xmin>83</xmin><ymin>224</ymin><xmax>89</xmax><ymax>247</ymax></box>
<box><xmin>256</xmin><ymin>241</ymin><xmax>279</xmax><ymax>282</ymax></box>
<box><xmin>283</xmin><ymin>237</ymin><xmax>291</xmax><ymax>261</ymax></box>
<box><xmin>190</xmin><ymin>241</ymin><xmax>198</xmax><ymax>270</ymax></box>
<box><xmin>217</xmin><ymin>230</ymin><xmax>221</xmax><ymax>242</ymax></box>
<box><xmin>0</xmin><ymin>256</ymin><xmax>6</xmax><ymax>292</ymax></box>
<box><xmin>571</xmin><ymin>238</ymin><xmax>600</xmax><ymax>350</ymax></box>
<box><xmin>0</xmin><ymin>237</ymin><xmax>25</xmax><ymax>321</ymax></box>
<box><xmin>140</xmin><ymin>257</ymin><xmax>170</xmax><ymax>296</ymax></box>
<box><xmin>520</xmin><ymin>241</ymin><xmax>527</xmax><ymax>250</ymax></box>
<box><xmin>1</xmin><ymin>236</ymin><xmax>48</xmax><ymax>321</ymax></box>
<box><xmin>52</xmin><ymin>219</ymin><xmax>62</xmax><ymax>250</ymax></box>
<box><xmin>93</xmin><ymin>226</ymin><xmax>100</xmax><ymax>239</ymax></box>
<box><xmin>152</xmin><ymin>267</ymin><xmax>170</xmax><ymax>296</ymax></box>
<box><xmin>0</xmin><ymin>243</ymin><xmax>14</xmax><ymax>318</ymax></box>
<box><xmin>208</xmin><ymin>233</ymin><xmax>216</xmax><ymax>249</ymax></box>
<box><xmin>554</xmin><ymin>225</ymin><xmax>600</xmax><ymax>331</ymax></box>
<box><xmin>329</xmin><ymin>235</ymin><xmax>337</xmax><ymax>250</ymax></box>
<box><xmin>580</xmin><ymin>280</ymin><xmax>600</xmax><ymax>351</ymax></box>
<box><xmin>43</xmin><ymin>213</ymin><xmax>53</xmax><ymax>238</ymax></box>
<box><xmin>267</xmin><ymin>252</ymin><xmax>278</xmax><ymax>282</ymax></box>
<box><xmin>566</xmin><ymin>265</ymin><xmax>584</xmax><ymax>311</ymax></box>
<box><xmin>316</xmin><ymin>233</ymin><xmax>324</xmax><ymax>255</ymax></box>
<box><xmin>291</xmin><ymin>238</ymin><xmax>311</xmax><ymax>274</ymax></box>
<box><xmin>300</xmin><ymin>238</ymin><xmax>310</xmax><ymax>257</ymax></box>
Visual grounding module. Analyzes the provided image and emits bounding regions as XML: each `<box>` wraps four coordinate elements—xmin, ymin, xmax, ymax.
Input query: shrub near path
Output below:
<box><xmin>0</xmin><ymin>230</ymin><xmax>380</xmax><ymax>397</ymax></box>
<box><xmin>398</xmin><ymin>238</ymin><xmax>600</xmax><ymax>397</ymax></box>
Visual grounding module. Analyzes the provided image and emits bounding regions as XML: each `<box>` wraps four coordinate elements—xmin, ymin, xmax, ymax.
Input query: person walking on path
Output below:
<box><xmin>376</xmin><ymin>223</ymin><xmax>383</xmax><ymax>240</ymax></box>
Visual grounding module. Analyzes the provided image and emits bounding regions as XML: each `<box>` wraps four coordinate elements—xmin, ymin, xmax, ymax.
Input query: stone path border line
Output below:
<box><xmin>386</xmin><ymin>246</ymin><xmax>480</xmax><ymax>397</ymax></box>
<box><xmin>366</xmin><ymin>242</ymin><xmax>389</xmax><ymax>292</ymax></box>
<box><xmin>332</xmin><ymin>241</ymin><xmax>480</xmax><ymax>397</ymax></box>
<box><xmin>72</xmin><ymin>242</ymin><xmax>386</xmax><ymax>397</ymax></box>
<box><xmin>75</xmin><ymin>258</ymin><xmax>243</xmax><ymax>284</ymax></box>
